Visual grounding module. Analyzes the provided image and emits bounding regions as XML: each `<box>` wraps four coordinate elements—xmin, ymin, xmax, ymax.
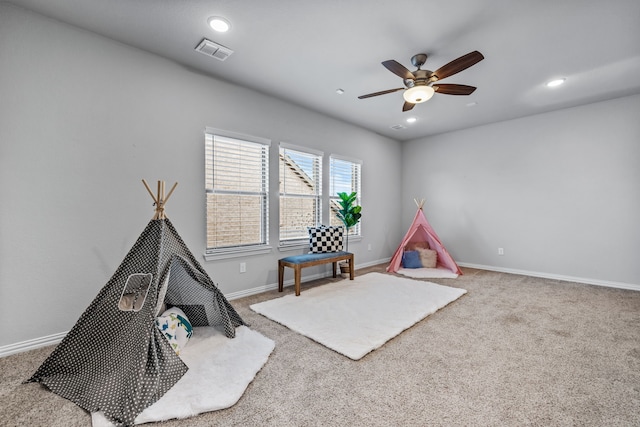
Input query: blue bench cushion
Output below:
<box><xmin>281</xmin><ymin>251</ymin><xmax>351</xmax><ymax>264</ymax></box>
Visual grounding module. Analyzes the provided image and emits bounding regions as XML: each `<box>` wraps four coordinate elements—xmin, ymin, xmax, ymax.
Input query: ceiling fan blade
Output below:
<box><xmin>433</xmin><ymin>84</ymin><xmax>477</xmax><ymax>95</ymax></box>
<box><xmin>358</xmin><ymin>88</ymin><xmax>404</xmax><ymax>99</ymax></box>
<box><xmin>431</xmin><ymin>51</ymin><xmax>484</xmax><ymax>81</ymax></box>
<box><xmin>402</xmin><ymin>101</ymin><xmax>415</xmax><ymax>112</ymax></box>
<box><xmin>382</xmin><ymin>60</ymin><xmax>415</xmax><ymax>80</ymax></box>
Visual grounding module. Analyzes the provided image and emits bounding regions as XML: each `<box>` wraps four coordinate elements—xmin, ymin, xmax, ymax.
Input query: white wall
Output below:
<box><xmin>402</xmin><ymin>94</ymin><xmax>640</xmax><ymax>287</ymax></box>
<box><xmin>0</xmin><ymin>4</ymin><xmax>402</xmax><ymax>348</ymax></box>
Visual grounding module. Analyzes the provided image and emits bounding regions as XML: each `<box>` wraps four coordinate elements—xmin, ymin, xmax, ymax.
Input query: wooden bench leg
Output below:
<box><xmin>294</xmin><ymin>265</ymin><xmax>302</xmax><ymax>296</ymax></box>
<box><xmin>349</xmin><ymin>255</ymin><xmax>354</xmax><ymax>280</ymax></box>
<box><xmin>278</xmin><ymin>261</ymin><xmax>285</xmax><ymax>292</ymax></box>
<box><xmin>332</xmin><ymin>261</ymin><xmax>337</xmax><ymax>278</ymax></box>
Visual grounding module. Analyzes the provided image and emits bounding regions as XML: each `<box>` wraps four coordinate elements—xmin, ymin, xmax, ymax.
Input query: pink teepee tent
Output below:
<box><xmin>387</xmin><ymin>199</ymin><xmax>462</xmax><ymax>275</ymax></box>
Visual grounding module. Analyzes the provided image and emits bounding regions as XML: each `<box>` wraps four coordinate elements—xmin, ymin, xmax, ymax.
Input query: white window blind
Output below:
<box><xmin>205</xmin><ymin>131</ymin><xmax>269</xmax><ymax>252</ymax></box>
<box><xmin>330</xmin><ymin>155</ymin><xmax>362</xmax><ymax>236</ymax></box>
<box><xmin>279</xmin><ymin>145</ymin><xmax>322</xmax><ymax>242</ymax></box>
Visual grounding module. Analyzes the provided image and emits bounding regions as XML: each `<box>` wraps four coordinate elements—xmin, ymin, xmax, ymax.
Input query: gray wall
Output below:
<box><xmin>0</xmin><ymin>4</ymin><xmax>402</xmax><ymax>348</ymax></box>
<box><xmin>2</xmin><ymin>3</ymin><xmax>638</xmax><ymax>352</ymax></box>
<box><xmin>402</xmin><ymin>94</ymin><xmax>640</xmax><ymax>287</ymax></box>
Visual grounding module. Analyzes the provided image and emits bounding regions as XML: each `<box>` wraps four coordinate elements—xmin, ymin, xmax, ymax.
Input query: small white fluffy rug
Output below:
<box><xmin>250</xmin><ymin>272</ymin><xmax>466</xmax><ymax>360</ymax></box>
<box><xmin>397</xmin><ymin>267</ymin><xmax>459</xmax><ymax>279</ymax></box>
<box><xmin>91</xmin><ymin>326</ymin><xmax>274</xmax><ymax>427</ymax></box>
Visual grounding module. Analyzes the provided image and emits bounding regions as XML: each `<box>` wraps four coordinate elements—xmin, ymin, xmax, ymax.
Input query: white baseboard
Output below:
<box><xmin>226</xmin><ymin>257</ymin><xmax>391</xmax><ymax>301</ymax></box>
<box><xmin>0</xmin><ymin>257</ymin><xmax>392</xmax><ymax>358</ymax></box>
<box><xmin>0</xmin><ymin>331</ymin><xmax>67</xmax><ymax>358</ymax></box>
<box><xmin>4</xmin><ymin>258</ymin><xmax>633</xmax><ymax>358</ymax></box>
<box><xmin>457</xmin><ymin>262</ymin><xmax>640</xmax><ymax>292</ymax></box>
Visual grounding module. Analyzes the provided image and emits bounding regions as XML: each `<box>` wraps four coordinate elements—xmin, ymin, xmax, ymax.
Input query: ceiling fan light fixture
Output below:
<box><xmin>208</xmin><ymin>16</ymin><xmax>231</xmax><ymax>32</ymax></box>
<box><xmin>403</xmin><ymin>85</ymin><xmax>435</xmax><ymax>104</ymax></box>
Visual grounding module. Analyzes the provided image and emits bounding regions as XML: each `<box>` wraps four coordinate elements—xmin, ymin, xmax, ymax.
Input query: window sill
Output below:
<box><xmin>203</xmin><ymin>245</ymin><xmax>273</xmax><ymax>261</ymax></box>
<box><xmin>278</xmin><ymin>240</ymin><xmax>309</xmax><ymax>252</ymax></box>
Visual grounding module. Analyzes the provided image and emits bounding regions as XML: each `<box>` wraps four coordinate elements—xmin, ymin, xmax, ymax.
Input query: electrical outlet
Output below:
<box><xmin>367</xmin><ymin>244</ymin><xmax>372</xmax><ymax>251</ymax></box>
<box><xmin>239</xmin><ymin>262</ymin><xmax>246</xmax><ymax>273</ymax></box>
<box><xmin>498</xmin><ymin>248</ymin><xmax>504</xmax><ymax>256</ymax></box>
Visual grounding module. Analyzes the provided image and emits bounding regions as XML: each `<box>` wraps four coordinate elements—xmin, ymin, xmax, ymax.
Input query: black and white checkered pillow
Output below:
<box><xmin>308</xmin><ymin>225</ymin><xmax>344</xmax><ymax>253</ymax></box>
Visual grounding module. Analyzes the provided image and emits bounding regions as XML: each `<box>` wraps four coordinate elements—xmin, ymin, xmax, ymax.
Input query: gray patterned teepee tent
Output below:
<box><xmin>27</xmin><ymin>181</ymin><xmax>246</xmax><ymax>427</ymax></box>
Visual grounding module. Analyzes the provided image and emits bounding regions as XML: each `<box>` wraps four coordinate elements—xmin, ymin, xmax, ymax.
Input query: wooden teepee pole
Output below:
<box><xmin>164</xmin><ymin>182</ymin><xmax>178</xmax><ymax>205</ymax></box>
<box><xmin>142</xmin><ymin>179</ymin><xmax>178</xmax><ymax>219</ymax></box>
<box><xmin>414</xmin><ymin>198</ymin><xmax>425</xmax><ymax>210</ymax></box>
<box><xmin>142</xmin><ymin>179</ymin><xmax>158</xmax><ymax>204</ymax></box>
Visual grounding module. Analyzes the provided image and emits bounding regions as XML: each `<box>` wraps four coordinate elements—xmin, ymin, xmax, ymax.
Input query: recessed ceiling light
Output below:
<box><xmin>336</xmin><ymin>88</ymin><xmax>345</xmax><ymax>95</ymax></box>
<box><xmin>208</xmin><ymin>16</ymin><xmax>231</xmax><ymax>32</ymax></box>
<box><xmin>466</xmin><ymin>101</ymin><xmax>478</xmax><ymax>107</ymax></box>
<box><xmin>406</xmin><ymin>117</ymin><xmax>417</xmax><ymax>124</ymax></box>
<box><xmin>546</xmin><ymin>78</ymin><xmax>566</xmax><ymax>88</ymax></box>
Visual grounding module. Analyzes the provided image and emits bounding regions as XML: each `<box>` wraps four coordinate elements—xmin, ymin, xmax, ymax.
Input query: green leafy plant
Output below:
<box><xmin>335</xmin><ymin>191</ymin><xmax>362</xmax><ymax>252</ymax></box>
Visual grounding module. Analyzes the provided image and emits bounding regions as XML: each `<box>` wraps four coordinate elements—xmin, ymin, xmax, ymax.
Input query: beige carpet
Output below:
<box><xmin>2</xmin><ymin>265</ymin><xmax>639</xmax><ymax>426</ymax></box>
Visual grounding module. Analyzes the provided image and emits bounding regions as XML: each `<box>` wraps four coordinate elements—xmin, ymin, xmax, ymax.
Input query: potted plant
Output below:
<box><xmin>335</xmin><ymin>191</ymin><xmax>362</xmax><ymax>275</ymax></box>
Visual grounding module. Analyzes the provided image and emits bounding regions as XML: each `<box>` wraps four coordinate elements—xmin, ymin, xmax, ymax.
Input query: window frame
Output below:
<box><xmin>329</xmin><ymin>154</ymin><xmax>362</xmax><ymax>237</ymax></box>
<box><xmin>278</xmin><ymin>142</ymin><xmax>323</xmax><ymax>247</ymax></box>
<box><xmin>204</xmin><ymin>127</ymin><xmax>272</xmax><ymax>261</ymax></box>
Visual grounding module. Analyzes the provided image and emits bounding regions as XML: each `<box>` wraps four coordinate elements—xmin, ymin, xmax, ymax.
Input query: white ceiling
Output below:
<box><xmin>7</xmin><ymin>0</ymin><xmax>640</xmax><ymax>141</ymax></box>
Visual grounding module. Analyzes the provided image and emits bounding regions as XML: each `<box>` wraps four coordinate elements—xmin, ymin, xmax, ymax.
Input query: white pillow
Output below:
<box><xmin>155</xmin><ymin>307</ymin><xmax>193</xmax><ymax>355</ymax></box>
<box><xmin>416</xmin><ymin>247</ymin><xmax>438</xmax><ymax>268</ymax></box>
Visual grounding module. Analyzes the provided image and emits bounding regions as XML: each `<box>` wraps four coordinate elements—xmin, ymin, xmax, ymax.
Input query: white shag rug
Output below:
<box><xmin>91</xmin><ymin>325</ymin><xmax>274</xmax><ymax>427</ymax></box>
<box><xmin>250</xmin><ymin>272</ymin><xmax>466</xmax><ymax>360</ymax></box>
<box><xmin>396</xmin><ymin>267</ymin><xmax>459</xmax><ymax>279</ymax></box>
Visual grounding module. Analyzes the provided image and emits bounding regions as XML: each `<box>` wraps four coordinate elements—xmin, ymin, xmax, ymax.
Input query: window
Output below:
<box><xmin>205</xmin><ymin>129</ymin><xmax>270</xmax><ymax>255</ymax></box>
<box><xmin>330</xmin><ymin>155</ymin><xmax>362</xmax><ymax>236</ymax></box>
<box><xmin>279</xmin><ymin>144</ymin><xmax>322</xmax><ymax>243</ymax></box>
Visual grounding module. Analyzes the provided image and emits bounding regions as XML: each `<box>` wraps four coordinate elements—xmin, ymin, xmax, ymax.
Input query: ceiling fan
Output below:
<box><xmin>358</xmin><ymin>50</ymin><xmax>484</xmax><ymax>112</ymax></box>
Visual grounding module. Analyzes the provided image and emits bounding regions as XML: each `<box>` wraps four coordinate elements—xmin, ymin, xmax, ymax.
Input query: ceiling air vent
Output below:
<box><xmin>390</xmin><ymin>124</ymin><xmax>406</xmax><ymax>130</ymax></box>
<box><xmin>195</xmin><ymin>38</ymin><xmax>234</xmax><ymax>61</ymax></box>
